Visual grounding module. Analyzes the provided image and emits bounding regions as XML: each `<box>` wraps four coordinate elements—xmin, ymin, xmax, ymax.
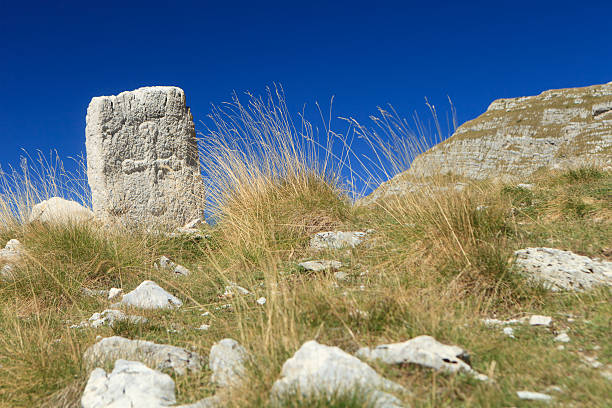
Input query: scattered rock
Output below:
<box><xmin>517</xmin><ymin>183</ymin><xmax>534</xmax><ymax>190</ymax></box>
<box><xmin>85</xmin><ymin>86</ymin><xmax>204</xmax><ymax>228</ymax></box>
<box><xmin>579</xmin><ymin>354</ymin><xmax>603</xmax><ymax>369</ymax></box>
<box><xmin>514</xmin><ymin>248</ymin><xmax>612</xmax><ymax>292</ymax></box>
<box><xmin>529</xmin><ymin>315</ymin><xmax>552</xmax><ymax>327</ymax></box>
<box><xmin>356</xmin><ymin>335</ymin><xmax>488</xmax><ymax>381</ymax></box>
<box><xmin>310</xmin><ymin>231</ymin><xmax>366</xmax><ymax>250</ymax></box>
<box><xmin>156</xmin><ymin>256</ymin><xmax>191</xmax><ymax>276</ymax></box>
<box><xmin>81</xmin><ymin>287</ymin><xmax>109</xmax><ymax>297</ymax></box>
<box><xmin>334</xmin><ymin>271</ymin><xmax>349</xmax><ymax>281</ymax></box>
<box><xmin>81</xmin><ymin>360</ymin><xmax>177</xmax><ymax>408</ymax></box>
<box><xmin>209</xmin><ymin>338</ymin><xmax>249</xmax><ymax>388</ymax></box>
<box><xmin>108</xmin><ymin>287</ymin><xmax>123</xmax><ymax>300</ymax></box>
<box><xmin>516</xmin><ymin>391</ymin><xmax>552</xmax><ymax>402</ymax></box>
<box><xmin>271</xmin><ymin>340</ymin><xmax>405</xmax><ymax>408</ymax></box>
<box><xmin>481</xmin><ymin>317</ymin><xmax>526</xmax><ymax>326</ymax></box>
<box><xmin>83</xmin><ymin>336</ymin><xmax>202</xmax><ymax>375</ymax></box>
<box><xmin>544</xmin><ymin>385</ymin><xmax>563</xmax><ymax>393</ymax></box>
<box><xmin>71</xmin><ymin>309</ymin><xmax>147</xmax><ymax>329</ymax></box>
<box><xmin>221</xmin><ymin>282</ymin><xmax>250</xmax><ymax>298</ymax></box>
<box><xmin>196</xmin><ymin>324</ymin><xmax>210</xmax><ymax>331</ymax></box>
<box><xmin>116</xmin><ymin>280</ymin><xmax>183</xmax><ymax>309</ymax></box>
<box><xmin>298</xmin><ymin>260</ymin><xmax>342</xmax><ymax>272</ymax></box>
<box><xmin>256</xmin><ymin>297</ymin><xmax>267</xmax><ymax>305</ymax></box>
<box><xmin>29</xmin><ymin>197</ymin><xmax>94</xmax><ymax>225</ymax></box>
<box><xmin>0</xmin><ymin>239</ymin><xmax>24</xmax><ymax>280</ymax></box>
<box><xmin>503</xmin><ymin>327</ymin><xmax>515</xmax><ymax>338</ymax></box>
<box><xmin>554</xmin><ymin>332</ymin><xmax>570</xmax><ymax>343</ymax></box>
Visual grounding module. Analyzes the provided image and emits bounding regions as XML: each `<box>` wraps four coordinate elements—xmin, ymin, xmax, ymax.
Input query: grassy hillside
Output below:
<box><xmin>0</xmin><ymin>93</ymin><xmax>610</xmax><ymax>407</ymax></box>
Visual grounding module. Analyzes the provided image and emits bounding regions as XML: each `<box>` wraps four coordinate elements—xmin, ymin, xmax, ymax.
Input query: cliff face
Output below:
<box><xmin>408</xmin><ymin>82</ymin><xmax>612</xmax><ymax>180</ymax></box>
<box><xmin>363</xmin><ymin>82</ymin><xmax>612</xmax><ymax>204</ymax></box>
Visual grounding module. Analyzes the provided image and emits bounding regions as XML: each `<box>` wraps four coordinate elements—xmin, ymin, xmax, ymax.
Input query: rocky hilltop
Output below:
<box><xmin>365</xmin><ymin>82</ymin><xmax>612</xmax><ymax>203</ymax></box>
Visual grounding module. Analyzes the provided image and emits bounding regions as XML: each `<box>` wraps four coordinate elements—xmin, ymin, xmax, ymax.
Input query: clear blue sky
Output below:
<box><xmin>2</xmin><ymin>0</ymin><xmax>611</xmax><ymax>180</ymax></box>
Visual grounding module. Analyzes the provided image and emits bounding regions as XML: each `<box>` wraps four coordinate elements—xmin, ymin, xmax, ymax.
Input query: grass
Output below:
<box><xmin>0</xmin><ymin>90</ymin><xmax>610</xmax><ymax>407</ymax></box>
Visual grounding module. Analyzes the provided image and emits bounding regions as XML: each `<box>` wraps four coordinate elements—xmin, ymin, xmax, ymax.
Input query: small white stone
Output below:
<box><xmin>108</xmin><ymin>288</ymin><xmax>123</xmax><ymax>300</ymax></box>
<box><xmin>197</xmin><ymin>324</ymin><xmax>210</xmax><ymax>331</ymax></box>
<box><xmin>529</xmin><ymin>315</ymin><xmax>552</xmax><ymax>326</ymax></box>
<box><xmin>556</xmin><ymin>345</ymin><xmax>565</xmax><ymax>351</ymax></box>
<box><xmin>503</xmin><ymin>327</ymin><xmax>515</xmax><ymax>338</ymax></box>
<box><xmin>554</xmin><ymin>332</ymin><xmax>570</xmax><ymax>343</ymax></box>
<box><xmin>118</xmin><ymin>280</ymin><xmax>183</xmax><ymax>310</ymax></box>
<box><xmin>201</xmin><ymin>311</ymin><xmax>211</xmax><ymax>317</ymax></box>
<box><xmin>222</xmin><ymin>282</ymin><xmax>250</xmax><ymax>298</ymax></box>
<box><xmin>517</xmin><ymin>391</ymin><xmax>552</xmax><ymax>402</ymax></box>
<box><xmin>256</xmin><ymin>297</ymin><xmax>267</xmax><ymax>305</ymax></box>
<box><xmin>299</xmin><ymin>260</ymin><xmax>342</xmax><ymax>272</ymax></box>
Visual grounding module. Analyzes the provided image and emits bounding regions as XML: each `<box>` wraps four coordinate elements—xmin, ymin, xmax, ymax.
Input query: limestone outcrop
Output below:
<box><xmin>366</xmin><ymin>82</ymin><xmax>612</xmax><ymax>202</ymax></box>
<box><xmin>85</xmin><ymin>86</ymin><xmax>204</xmax><ymax>229</ymax></box>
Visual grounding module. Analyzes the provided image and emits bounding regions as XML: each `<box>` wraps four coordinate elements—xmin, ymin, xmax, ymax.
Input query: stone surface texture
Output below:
<box><xmin>71</xmin><ymin>309</ymin><xmax>147</xmax><ymax>329</ymax></box>
<box><xmin>81</xmin><ymin>360</ymin><xmax>177</xmax><ymax>408</ymax></box>
<box><xmin>356</xmin><ymin>335</ymin><xmax>487</xmax><ymax>380</ymax></box>
<box><xmin>156</xmin><ymin>256</ymin><xmax>191</xmax><ymax>276</ymax></box>
<box><xmin>516</xmin><ymin>391</ymin><xmax>552</xmax><ymax>402</ymax></box>
<box><xmin>0</xmin><ymin>239</ymin><xmax>24</xmax><ymax>280</ymax></box>
<box><xmin>299</xmin><ymin>260</ymin><xmax>342</xmax><ymax>272</ymax></box>
<box><xmin>117</xmin><ymin>280</ymin><xmax>183</xmax><ymax>309</ymax></box>
<box><xmin>310</xmin><ymin>231</ymin><xmax>366</xmax><ymax>250</ymax></box>
<box><xmin>271</xmin><ymin>340</ymin><xmax>405</xmax><ymax>408</ymax></box>
<box><xmin>85</xmin><ymin>86</ymin><xmax>203</xmax><ymax>228</ymax></box>
<box><xmin>83</xmin><ymin>336</ymin><xmax>202</xmax><ymax>375</ymax></box>
<box><xmin>514</xmin><ymin>247</ymin><xmax>612</xmax><ymax>291</ymax></box>
<box><xmin>209</xmin><ymin>338</ymin><xmax>249</xmax><ymax>388</ymax></box>
<box><xmin>365</xmin><ymin>82</ymin><xmax>612</xmax><ymax>202</ymax></box>
<box><xmin>29</xmin><ymin>197</ymin><xmax>93</xmax><ymax>224</ymax></box>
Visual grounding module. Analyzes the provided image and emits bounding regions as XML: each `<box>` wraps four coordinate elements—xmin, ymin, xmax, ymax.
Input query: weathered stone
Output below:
<box><xmin>271</xmin><ymin>340</ymin><xmax>405</xmax><ymax>407</ymax></box>
<box><xmin>514</xmin><ymin>248</ymin><xmax>612</xmax><ymax>291</ymax></box>
<box><xmin>117</xmin><ymin>280</ymin><xmax>183</xmax><ymax>309</ymax></box>
<box><xmin>256</xmin><ymin>297</ymin><xmax>267</xmax><ymax>305</ymax></box>
<box><xmin>83</xmin><ymin>336</ymin><xmax>202</xmax><ymax>375</ymax></box>
<box><xmin>0</xmin><ymin>239</ymin><xmax>25</xmax><ymax>281</ymax></box>
<box><xmin>516</xmin><ymin>391</ymin><xmax>552</xmax><ymax>402</ymax></box>
<box><xmin>554</xmin><ymin>332</ymin><xmax>570</xmax><ymax>342</ymax></box>
<box><xmin>29</xmin><ymin>197</ymin><xmax>94</xmax><ymax>225</ymax></box>
<box><xmin>209</xmin><ymin>338</ymin><xmax>249</xmax><ymax>388</ymax></box>
<box><xmin>85</xmin><ymin>86</ymin><xmax>204</xmax><ymax>229</ymax></box>
<box><xmin>299</xmin><ymin>260</ymin><xmax>342</xmax><ymax>272</ymax></box>
<box><xmin>365</xmin><ymin>82</ymin><xmax>612</xmax><ymax>203</ymax></box>
<box><xmin>71</xmin><ymin>309</ymin><xmax>147</xmax><ymax>329</ymax></box>
<box><xmin>156</xmin><ymin>256</ymin><xmax>191</xmax><ymax>276</ymax></box>
<box><xmin>221</xmin><ymin>282</ymin><xmax>250</xmax><ymax>298</ymax></box>
<box><xmin>502</xmin><ymin>327</ymin><xmax>515</xmax><ymax>338</ymax></box>
<box><xmin>529</xmin><ymin>315</ymin><xmax>552</xmax><ymax>327</ymax></box>
<box><xmin>108</xmin><ymin>287</ymin><xmax>123</xmax><ymax>300</ymax></box>
<box><xmin>81</xmin><ymin>360</ymin><xmax>177</xmax><ymax>408</ymax></box>
<box><xmin>356</xmin><ymin>335</ymin><xmax>488</xmax><ymax>380</ymax></box>
<box><xmin>310</xmin><ymin>231</ymin><xmax>366</xmax><ymax>250</ymax></box>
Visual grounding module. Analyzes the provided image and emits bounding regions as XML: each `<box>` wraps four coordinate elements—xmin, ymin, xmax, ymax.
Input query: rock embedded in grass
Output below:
<box><xmin>84</xmin><ymin>335</ymin><xmax>202</xmax><ymax>375</ymax></box>
<box><xmin>0</xmin><ymin>239</ymin><xmax>24</xmax><ymax>281</ymax></box>
<box><xmin>514</xmin><ymin>247</ymin><xmax>612</xmax><ymax>291</ymax></box>
<box><xmin>116</xmin><ymin>280</ymin><xmax>183</xmax><ymax>309</ymax></box>
<box><xmin>356</xmin><ymin>335</ymin><xmax>488</xmax><ymax>381</ymax></box>
<box><xmin>209</xmin><ymin>338</ymin><xmax>249</xmax><ymax>388</ymax></box>
<box><xmin>271</xmin><ymin>340</ymin><xmax>405</xmax><ymax>408</ymax></box>
<box><xmin>529</xmin><ymin>315</ymin><xmax>552</xmax><ymax>327</ymax></box>
<box><xmin>81</xmin><ymin>359</ymin><xmax>218</xmax><ymax>408</ymax></box>
<box><xmin>298</xmin><ymin>260</ymin><xmax>342</xmax><ymax>272</ymax></box>
<box><xmin>310</xmin><ymin>231</ymin><xmax>367</xmax><ymax>250</ymax></box>
<box><xmin>71</xmin><ymin>309</ymin><xmax>147</xmax><ymax>329</ymax></box>
<box><xmin>28</xmin><ymin>197</ymin><xmax>94</xmax><ymax>225</ymax></box>
<box><xmin>156</xmin><ymin>256</ymin><xmax>191</xmax><ymax>276</ymax></box>
<box><xmin>516</xmin><ymin>391</ymin><xmax>552</xmax><ymax>402</ymax></box>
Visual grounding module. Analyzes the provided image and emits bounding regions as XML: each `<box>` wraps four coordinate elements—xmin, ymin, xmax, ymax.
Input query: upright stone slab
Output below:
<box><xmin>85</xmin><ymin>86</ymin><xmax>203</xmax><ymax>228</ymax></box>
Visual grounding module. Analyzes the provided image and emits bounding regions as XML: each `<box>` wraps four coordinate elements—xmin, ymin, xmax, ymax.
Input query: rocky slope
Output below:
<box><xmin>365</xmin><ymin>82</ymin><xmax>612</xmax><ymax>203</ymax></box>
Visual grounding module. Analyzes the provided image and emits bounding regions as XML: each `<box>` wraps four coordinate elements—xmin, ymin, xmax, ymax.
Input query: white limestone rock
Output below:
<box><xmin>310</xmin><ymin>231</ymin><xmax>366</xmax><ymax>250</ymax></box>
<box><xmin>299</xmin><ymin>260</ymin><xmax>342</xmax><ymax>272</ymax></box>
<box><xmin>529</xmin><ymin>315</ymin><xmax>552</xmax><ymax>327</ymax></box>
<box><xmin>83</xmin><ymin>336</ymin><xmax>202</xmax><ymax>375</ymax></box>
<box><xmin>516</xmin><ymin>391</ymin><xmax>552</xmax><ymax>402</ymax></box>
<box><xmin>156</xmin><ymin>256</ymin><xmax>191</xmax><ymax>276</ymax></box>
<box><xmin>85</xmin><ymin>86</ymin><xmax>204</xmax><ymax>229</ymax></box>
<box><xmin>81</xmin><ymin>360</ymin><xmax>177</xmax><ymax>408</ymax></box>
<box><xmin>554</xmin><ymin>332</ymin><xmax>570</xmax><ymax>343</ymax></box>
<box><xmin>514</xmin><ymin>247</ymin><xmax>612</xmax><ymax>292</ymax></box>
<box><xmin>271</xmin><ymin>341</ymin><xmax>405</xmax><ymax>407</ymax></box>
<box><xmin>29</xmin><ymin>197</ymin><xmax>94</xmax><ymax>225</ymax></box>
<box><xmin>108</xmin><ymin>287</ymin><xmax>123</xmax><ymax>300</ymax></box>
<box><xmin>0</xmin><ymin>239</ymin><xmax>25</xmax><ymax>281</ymax></box>
<box><xmin>209</xmin><ymin>338</ymin><xmax>249</xmax><ymax>388</ymax></box>
<box><xmin>71</xmin><ymin>309</ymin><xmax>147</xmax><ymax>329</ymax></box>
<box><xmin>117</xmin><ymin>280</ymin><xmax>183</xmax><ymax>309</ymax></box>
<box><xmin>356</xmin><ymin>335</ymin><xmax>488</xmax><ymax>380</ymax></box>
<box><xmin>221</xmin><ymin>281</ymin><xmax>250</xmax><ymax>298</ymax></box>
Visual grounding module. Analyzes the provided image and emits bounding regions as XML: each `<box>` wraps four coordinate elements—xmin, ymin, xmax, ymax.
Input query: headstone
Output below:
<box><xmin>85</xmin><ymin>86</ymin><xmax>204</xmax><ymax>228</ymax></box>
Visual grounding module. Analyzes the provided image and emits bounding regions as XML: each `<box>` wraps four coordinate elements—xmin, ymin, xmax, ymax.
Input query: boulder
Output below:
<box><xmin>356</xmin><ymin>335</ymin><xmax>488</xmax><ymax>380</ymax></box>
<box><xmin>271</xmin><ymin>340</ymin><xmax>405</xmax><ymax>407</ymax></box>
<box><xmin>29</xmin><ymin>197</ymin><xmax>93</xmax><ymax>224</ymax></box>
<box><xmin>513</xmin><ymin>248</ymin><xmax>612</xmax><ymax>291</ymax></box>
<box><xmin>310</xmin><ymin>231</ymin><xmax>366</xmax><ymax>250</ymax></box>
<box><xmin>83</xmin><ymin>336</ymin><xmax>202</xmax><ymax>375</ymax></box>
<box><xmin>81</xmin><ymin>359</ymin><xmax>217</xmax><ymax>408</ymax></box>
<box><xmin>209</xmin><ymin>338</ymin><xmax>249</xmax><ymax>388</ymax></box>
<box><xmin>85</xmin><ymin>86</ymin><xmax>204</xmax><ymax>229</ymax></box>
<box><xmin>116</xmin><ymin>280</ymin><xmax>183</xmax><ymax>309</ymax></box>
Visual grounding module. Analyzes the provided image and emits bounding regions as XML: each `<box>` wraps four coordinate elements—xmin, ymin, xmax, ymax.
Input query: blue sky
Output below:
<box><xmin>1</xmin><ymin>0</ymin><xmax>611</xmax><ymax>186</ymax></box>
